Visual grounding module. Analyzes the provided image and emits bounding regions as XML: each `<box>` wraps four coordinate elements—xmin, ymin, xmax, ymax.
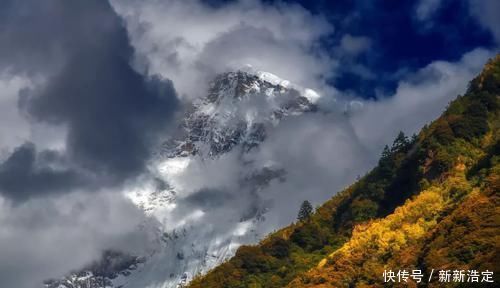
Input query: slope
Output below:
<box><xmin>188</xmin><ymin>55</ymin><xmax>500</xmax><ymax>288</ymax></box>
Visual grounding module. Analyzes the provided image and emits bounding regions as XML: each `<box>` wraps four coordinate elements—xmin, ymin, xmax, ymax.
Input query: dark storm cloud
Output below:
<box><xmin>19</xmin><ymin>53</ymin><xmax>177</xmax><ymax>181</ymax></box>
<box><xmin>0</xmin><ymin>143</ymin><xmax>88</xmax><ymax>201</ymax></box>
<box><xmin>0</xmin><ymin>0</ymin><xmax>178</xmax><ymax>201</ymax></box>
<box><xmin>0</xmin><ymin>0</ymin><xmax>122</xmax><ymax>74</ymax></box>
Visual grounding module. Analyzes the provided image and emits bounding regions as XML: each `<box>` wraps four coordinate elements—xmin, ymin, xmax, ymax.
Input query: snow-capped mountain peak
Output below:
<box><xmin>46</xmin><ymin>69</ymin><xmax>323</xmax><ymax>288</ymax></box>
<box><xmin>168</xmin><ymin>68</ymin><xmax>321</xmax><ymax>158</ymax></box>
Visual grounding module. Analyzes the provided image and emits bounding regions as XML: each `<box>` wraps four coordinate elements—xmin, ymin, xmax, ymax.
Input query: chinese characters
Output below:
<box><xmin>383</xmin><ymin>269</ymin><xmax>494</xmax><ymax>284</ymax></box>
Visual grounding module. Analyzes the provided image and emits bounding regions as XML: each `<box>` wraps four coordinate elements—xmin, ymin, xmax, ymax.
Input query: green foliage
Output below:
<box><xmin>290</xmin><ymin>222</ymin><xmax>328</xmax><ymax>251</ymax></box>
<box><xmin>445</xmin><ymin>95</ymin><xmax>466</xmax><ymax>115</ymax></box>
<box><xmin>391</xmin><ymin>131</ymin><xmax>410</xmax><ymax>153</ymax></box>
<box><xmin>430</xmin><ymin>146</ymin><xmax>455</xmax><ymax>175</ymax></box>
<box><xmin>350</xmin><ymin>198</ymin><xmax>378</xmax><ymax>222</ymax></box>
<box><xmin>378</xmin><ymin>145</ymin><xmax>395</xmax><ymax>178</ymax></box>
<box><xmin>450</xmin><ymin>101</ymin><xmax>489</xmax><ymax>141</ymax></box>
<box><xmin>235</xmin><ymin>246</ymin><xmax>275</xmax><ymax>274</ymax></box>
<box><xmin>431</xmin><ymin>118</ymin><xmax>455</xmax><ymax>145</ymax></box>
<box><xmin>476</xmin><ymin>91</ymin><xmax>499</xmax><ymax>111</ymax></box>
<box><xmin>262</xmin><ymin>237</ymin><xmax>290</xmax><ymax>259</ymax></box>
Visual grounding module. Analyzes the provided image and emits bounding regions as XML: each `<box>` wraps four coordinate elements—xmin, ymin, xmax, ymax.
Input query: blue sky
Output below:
<box><xmin>205</xmin><ymin>0</ymin><xmax>497</xmax><ymax>98</ymax></box>
<box><xmin>294</xmin><ymin>0</ymin><xmax>495</xmax><ymax>98</ymax></box>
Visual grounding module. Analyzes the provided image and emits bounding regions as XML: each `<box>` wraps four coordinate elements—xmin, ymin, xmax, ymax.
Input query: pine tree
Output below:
<box><xmin>410</xmin><ymin>133</ymin><xmax>418</xmax><ymax>144</ymax></box>
<box><xmin>391</xmin><ymin>131</ymin><xmax>409</xmax><ymax>152</ymax></box>
<box><xmin>297</xmin><ymin>200</ymin><xmax>313</xmax><ymax>221</ymax></box>
<box><xmin>378</xmin><ymin>145</ymin><xmax>394</xmax><ymax>178</ymax></box>
<box><xmin>380</xmin><ymin>145</ymin><xmax>391</xmax><ymax>161</ymax></box>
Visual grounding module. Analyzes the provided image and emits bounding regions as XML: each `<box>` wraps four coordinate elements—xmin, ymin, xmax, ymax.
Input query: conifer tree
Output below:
<box><xmin>391</xmin><ymin>131</ymin><xmax>409</xmax><ymax>152</ymax></box>
<box><xmin>297</xmin><ymin>200</ymin><xmax>313</xmax><ymax>221</ymax></box>
<box><xmin>378</xmin><ymin>145</ymin><xmax>394</xmax><ymax>178</ymax></box>
<box><xmin>380</xmin><ymin>145</ymin><xmax>391</xmax><ymax>161</ymax></box>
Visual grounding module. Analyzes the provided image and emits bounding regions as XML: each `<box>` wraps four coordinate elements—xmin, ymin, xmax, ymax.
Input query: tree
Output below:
<box><xmin>391</xmin><ymin>131</ymin><xmax>409</xmax><ymax>152</ymax></box>
<box><xmin>298</xmin><ymin>200</ymin><xmax>313</xmax><ymax>221</ymax></box>
<box><xmin>410</xmin><ymin>133</ymin><xmax>418</xmax><ymax>144</ymax></box>
<box><xmin>380</xmin><ymin>145</ymin><xmax>391</xmax><ymax>162</ymax></box>
<box><xmin>378</xmin><ymin>145</ymin><xmax>394</xmax><ymax>178</ymax></box>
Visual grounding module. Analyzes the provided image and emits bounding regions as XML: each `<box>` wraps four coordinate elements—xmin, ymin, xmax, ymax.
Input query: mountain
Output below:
<box><xmin>188</xmin><ymin>56</ymin><xmax>500</xmax><ymax>287</ymax></box>
<box><xmin>162</xmin><ymin>68</ymin><xmax>319</xmax><ymax>159</ymax></box>
<box><xmin>44</xmin><ymin>68</ymin><xmax>325</xmax><ymax>288</ymax></box>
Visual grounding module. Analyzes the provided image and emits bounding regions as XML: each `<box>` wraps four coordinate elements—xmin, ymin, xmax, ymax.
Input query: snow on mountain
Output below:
<box><xmin>45</xmin><ymin>69</ymin><xmax>322</xmax><ymax>288</ymax></box>
<box><xmin>163</xmin><ymin>68</ymin><xmax>319</xmax><ymax>159</ymax></box>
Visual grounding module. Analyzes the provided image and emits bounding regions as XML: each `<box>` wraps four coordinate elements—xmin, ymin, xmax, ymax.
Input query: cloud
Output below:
<box><xmin>111</xmin><ymin>0</ymin><xmax>335</xmax><ymax>100</ymax></box>
<box><xmin>0</xmin><ymin>0</ymin><xmax>495</xmax><ymax>287</ymax></box>
<box><xmin>0</xmin><ymin>0</ymin><xmax>123</xmax><ymax>75</ymax></box>
<box><xmin>0</xmin><ymin>143</ymin><xmax>90</xmax><ymax>201</ymax></box>
<box><xmin>159</xmin><ymin>48</ymin><xmax>493</xmax><ymax>243</ymax></box>
<box><xmin>349</xmin><ymin>48</ymin><xmax>493</xmax><ymax>149</ymax></box>
<box><xmin>0</xmin><ymin>191</ymin><xmax>153</xmax><ymax>288</ymax></box>
<box><xmin>340</xmin><ymin>34</ymin><xmax>372</xmax><ymax>56</ymax></box>
<box><xmin>102</xmin><ymin>1</ymin><xmax>495</xmax><ymax>284</ymax></box>
<box><xmin>0</xmin><ymin>0</ymin><xmax>335</xmax><ymax>285</ymax></box>
<box><xmin>0</xmin><ymin>0</ymin><xmax>178</xmax><ymax>201</ymax></box>
<box><xmin>0</xmin><ymin>75</ymin><xmax>32</xmax><ymax>154</ymax></box>
<box><xmin>467</xmin><ymin>0</ymin><xmax>500</xmax><ymax>44</ymax></box>
<box><xmin>247</xmin><ymin>112</ymin><xmax>371</xmax><ymax>224</ymax></box>
<box><xmin>0</xmin><ymin>1</ymin><xmax>177</xmax><ymax>286</ymax></box>
<box><xmin>0</xmin><ymin>74</ymin><xmax>69</xmax><ymax>163</ymax></box>
<box><xmin>415</xmin><ymin>0</ymin><xmax>442</xmax><ymax>22</ymax></box>
<box><xmin>19</xmin><ymin>57</ymin><xmax>177</xmax><ymax>184</ymax></box>
<box><xmin>414</xmin><ymin>0</ymin><xmax>500</xmax><ymax>44</ymax></box>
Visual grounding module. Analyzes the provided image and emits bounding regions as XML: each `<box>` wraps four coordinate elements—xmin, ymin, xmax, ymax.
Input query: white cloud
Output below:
<box><xmin>0</xmin><ymin>1</ymin><xmax>338</xmax><ymax>286</ymax></box>
<box><xmin>111</xmin><ymin>0</ymin><xmax>335</xmax><ymax>100</ymax></box>
<box><xmin>415</xmin><ymin>0</ymin><xmax>442</xmax><ymax>22</ymax></box>
<box><xmin>349</xmin><ymin>48</ymin><xmax>493</xmax><ymax>150</ymax></box>
<box><xmin>0</xmin><ymin>191</ymin><xmax>153</xmax><ymax>288</ymax></box>
<box><xmin>0</xmin><ymin>74</ymin><xmax>66</xmax><ymax>161</ymax></box>
<box><xmin>340</xmin><ymin>34</ymin><xmax>371</xmax><ymax>56</ymax></box>
<box><xmin>248</xmin><ymin>113</ymin><xmax>371</xmax><ymax>224</ymax></box>
<box><xmin>0</xmin><ymin>75</ymin><xmax>31</xmax><ymax>156</ymax></box>
<box><xmin>245</xmin><ymin>48</ymin><xmax>493</xmax><ymax>230</ymax></box>
<box><xmin>162</xmin><ymin>47</ymin><xmax>492</xmax><ymax>242</ymax></box>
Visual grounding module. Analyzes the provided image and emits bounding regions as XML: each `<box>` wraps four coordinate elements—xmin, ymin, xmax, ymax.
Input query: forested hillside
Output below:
<box><xmin>189</xmin><ymin>55</ymin><xmax>500</xmax><ymax>288</ymax></box>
